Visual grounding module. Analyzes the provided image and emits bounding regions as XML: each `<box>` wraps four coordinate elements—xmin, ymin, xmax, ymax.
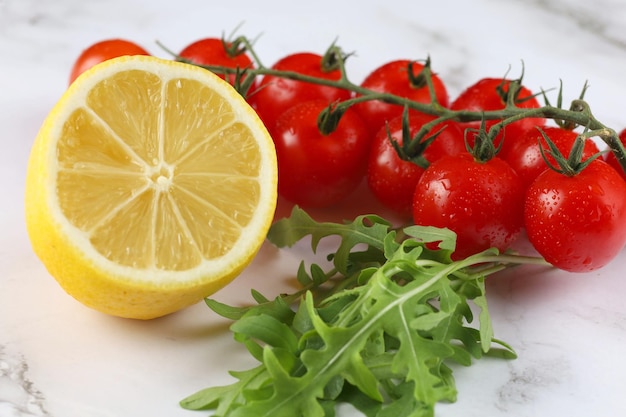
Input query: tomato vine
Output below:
<box><xmin>159</xmin><ymin>37</ymin><xmax>626</xmax><ymax>173</ymax></box>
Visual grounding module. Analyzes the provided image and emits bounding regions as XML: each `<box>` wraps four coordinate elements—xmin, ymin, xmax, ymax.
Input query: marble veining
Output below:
<box><xmin>525</xmin><ymin>0</ymin><xmax>626</xmax><ymax>49</ymax></box>
<box><xmin>495</xmin><ymin>348</ymin><xmax>572</xmax><ymax>412</ymax></box>
<box><xmin>0</xmin><ymin>346</ymin><xmax>49</xmax><ymax>417</ymax></box>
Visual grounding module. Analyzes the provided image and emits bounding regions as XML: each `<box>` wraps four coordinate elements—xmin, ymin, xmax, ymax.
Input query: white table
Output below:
<box><xmin>2</xmin><ymin>0</ymin><xmax>625</xmax><ymax>416</ymax></box>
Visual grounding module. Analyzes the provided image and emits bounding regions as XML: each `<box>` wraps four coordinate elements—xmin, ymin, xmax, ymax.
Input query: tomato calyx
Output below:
<box><xmin>537</xmin><ymin>127</ymin><xmax>604</xmax><ymax>176</ymax></box>
<box><xmin>557</xmin><ymin>98</ymin><xmax>626</xmax><ymax>175</ymax></box>
<box><xmin>310</xmin><ymin>46</ymin><xmax>355</xmax><ymax>135</ymax></box>
<box><xmin>404</xmin><ymin>57</ymin><xmax>447</xmax><ymax>109</ymax></box>
<box><xmin>463</xmin><ymin>118</ymin><xmax>503</xmax><ymax>162</ymax></box>
<box><xmin>406</xmin><ymin>58</ymin><xmax>429</xmax><ymax>89</ymax></box>
<box><xmin>389</xmin><ymin>106</ymin><xmax>440</xmax><ymax>169</ymax></box>
<box><xmin>494</xmin><ymin>65</ymin><xmax>542</xmax><ymax>109</ymax></box>
<box><xmin>204</xmin><ymin>61</ymin><xmax>256</xmax><ymax>97</ymax></box>
<box><xmin>550</xmin><ymin>80</ymin><xmax>590</xmax><ymax>130</ymax></box>
<box><xmin>231</xmin><ymin>67</ymin><xmax>257</xmax><ymax>97</ymax></box>
<box><xmin>317</xmin><ymin>102</ymin><xmax>346</xmax><ymax>135</ymax></box>
<box><xmin>495</xmin><ymin>77</ymin><xmax>526</xmax><ymax>106</ymax></box>
<box><xmin>320</xmin><ymin>43</ymin><xmax>351</xmax><ymax>74</ymax></box>
<box><xmin>220</xmin><ymin>35</ymin><xmax>251</xmax><ymax>59</ymax></box>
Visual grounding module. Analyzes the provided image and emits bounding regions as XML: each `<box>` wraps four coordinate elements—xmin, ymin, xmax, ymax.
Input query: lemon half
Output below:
<box><xmin>25</xmin><ymin>56</ymin><xmax>277</xmax><ymax>319</ymax></box>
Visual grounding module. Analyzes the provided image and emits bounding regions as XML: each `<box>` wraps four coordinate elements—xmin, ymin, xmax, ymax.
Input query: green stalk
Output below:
<box><xmin>157</xmin><ymin>38</ymin><xmax>626</xmax><ymax>173</ymax></box>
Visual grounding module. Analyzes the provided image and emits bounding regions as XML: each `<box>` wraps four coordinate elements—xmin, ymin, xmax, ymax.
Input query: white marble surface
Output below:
<box><xmin>2</xmin><ymin>0</ymin><xmax>626</xmax><ymax>416</ymax></box>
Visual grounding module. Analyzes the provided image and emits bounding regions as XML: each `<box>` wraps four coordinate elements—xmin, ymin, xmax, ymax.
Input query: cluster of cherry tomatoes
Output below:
<box><xmin>69</xmin><ymin>38</ymin><xmax>626</xmax><ymax>274</ymax></box>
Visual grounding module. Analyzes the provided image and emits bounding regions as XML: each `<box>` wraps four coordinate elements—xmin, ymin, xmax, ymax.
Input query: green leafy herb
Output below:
<box><xmin>181</xmin><ymin>207</ymin><xmax>547</xmax><ymax>417</ymax></box>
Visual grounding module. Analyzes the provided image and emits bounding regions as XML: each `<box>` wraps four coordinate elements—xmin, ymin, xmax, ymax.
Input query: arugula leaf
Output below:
<box><xmin>181</xmin><ymin>207</ymin><xmax>534</xmax><ymax>417</ymax></box>
<box><xmin>268</xmin><ymin>206</ymin><xmax>393</xmax><ymax>274</ymax></box>
<box><xmin>180</xmin><ymin>366</ymin><xmax>269</xmax><ymax>415</ymax></box>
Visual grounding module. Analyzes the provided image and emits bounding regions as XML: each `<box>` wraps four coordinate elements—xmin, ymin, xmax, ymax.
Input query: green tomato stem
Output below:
<box><xmin>157</xmin><ymin>38</ymin><xmax>626</xmax><ymax>174</ymax></box>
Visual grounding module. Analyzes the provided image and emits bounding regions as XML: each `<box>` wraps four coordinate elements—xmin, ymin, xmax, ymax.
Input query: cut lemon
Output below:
<box><xmin>25</xmin><ymin>55</ymin><xmax>278</xmax><ymax>320</ymax></box>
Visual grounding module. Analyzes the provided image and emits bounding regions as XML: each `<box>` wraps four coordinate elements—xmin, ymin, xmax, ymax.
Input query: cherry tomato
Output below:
<box><xmin>178</xmin><ymin>38</ymin><xmax>256</xmax><ymax>91</ymax></box>
<box><xmin>353</xmin><ymin>60</ymin><xmax>450</xmax><ymax>135</ymax></box>
<box><xmin>524</xmin><ymin>159</ymin><xmax>626</xmax><ymax>272</ymax></box>
<box><xmin>505</xmin><ymin>126</ymin><xmax>600</xmax><ymax>188</ymax></box>
<box><xmin>249</xmin><ymin>52</ymin><xmax>351</xmax><ymax>131</ymax></box>
<box><xmin>604</xmin><ymin>128</ymin><xmax>626</xmax><ymax>182</ymax></box>
<box><xmin>69</xmin><ymin>39</ymin><xmax>150</xmax><ymax>84</ymax></box>
<box><xmin>271</xmin><ymin>100</ymin><xmax>370</xmax><ymax>208</ymax></box>
<box><xmin>367</xmin><ymin>113</ymin><xmax>466</xmax><ymax>218</ymax></box>
<box><xmin>412</xmin><ymin>153</ymin><xmax>525</xmax><ymax>259</ymax></box>
<box><xmin>450</xmin><ymin>78</ymin><xmax>544</xmax><ymax>158</ymax></box>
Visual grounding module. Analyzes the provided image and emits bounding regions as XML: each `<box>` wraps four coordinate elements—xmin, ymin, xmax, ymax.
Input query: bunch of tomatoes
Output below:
<box><xmin>69</xmin><ymin>38</ymin><xmax>626</xmax><ymax>274</ymax></box>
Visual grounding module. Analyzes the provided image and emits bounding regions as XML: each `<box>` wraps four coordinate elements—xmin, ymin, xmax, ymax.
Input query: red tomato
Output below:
<box><xmin>178</xmin><ymin>38</ymin><xmax>256</xmax><ymax>90</ymax></box>
<box><xmin>524</xmin><ymin>159</ymin><xmax>626</xmax><ymax>272</ymax></box>
<box><xmin>604</xmin><ymin>128</ymin><xmax>626</xmax><ymax>182</ymax></box>
<box><xmin>271</xmin><ymin>100</ymin><xmax>370</xmax><ymax>208</ymax></box>
<box><xmin>69</xmin><ymin>39</ymin><xmax>150</xmax><ymax>84</ymax></box>
<box><xmin>412</xmin><ymin>153</ymin><xmax>525</xmax><ymax>259</ymax></box>
<box><xmin>505</xmin><ymin>126</ymin><xmax>600</xmax><ymax>188</ymax></box>
<box><xmin>450</xmin><ymin>78</ymin><xmax>544</xmax><ymax>157</ymax></box>
<box><xmin>367</xmin><ymin>114</ymin><xmax>466</xmax><ymax>218</ymax></box>
<box><xmin>249</xmin><ymin>52</ymin><xmax>351</xmax><ymax>131</ymax></box>
<box><xmin>353</xmin><ymin>60</ymin><xmax>450</xmax><ymax>135</ymax></box>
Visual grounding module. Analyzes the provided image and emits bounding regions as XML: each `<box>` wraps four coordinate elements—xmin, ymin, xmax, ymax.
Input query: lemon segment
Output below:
<box><xmin>25</xmin><ymin>56</ymin><xmax>277</xmax><ymax>319</ymax></box>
